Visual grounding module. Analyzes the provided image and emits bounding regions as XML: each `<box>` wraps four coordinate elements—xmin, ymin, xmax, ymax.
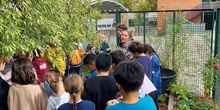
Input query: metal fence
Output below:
<box><xmin>96</xmin><ymin>9</ymin><xmax>220</xmax><ymax>96</ymax></box>
<box><xmin>214</xmin><ymin>8</ymin><xmax>220</xmax><ymax>101</ymax></box>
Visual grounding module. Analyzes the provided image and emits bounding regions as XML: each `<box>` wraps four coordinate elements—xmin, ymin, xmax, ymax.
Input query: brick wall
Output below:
<box><xmin>157</xmin><ymin>0</ymin><xmax>202</xmax><ymax>34</ymax></box>
<box><xmin>157</xmin><ymin>0</ymin><xmax>202</xmax><ymax>10</ymax></box>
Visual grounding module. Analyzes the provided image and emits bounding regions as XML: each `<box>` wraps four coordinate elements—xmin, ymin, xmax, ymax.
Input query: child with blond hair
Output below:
<box><xmin>44</xmin><ymin>71</ymin><xmax>70</xmax><ymax>110</ymax></box>
<box><xmin>58</xmin><ymin>74</ymin><xmax>95</xmax><ymax>110</ymax></box>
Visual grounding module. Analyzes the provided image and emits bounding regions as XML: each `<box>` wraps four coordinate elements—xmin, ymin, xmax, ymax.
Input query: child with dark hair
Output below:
<box><xmin>33</xmin><ymin>49</ymin><xmax>49</xmax><ymax>86</ymax></box>
<box><xmin>117</xmin><ymin>23</ymin><xmax>128</xmax><ymax>45</ymax></box>
<box><xmin>105</xmin><ymin>60</ymin><xmax>156</xmax><ymax>110</ymax></box>
<box><xmin>109</xmin><ymin>50</ymin><xmax>126</xmax><ymax>77</ymax></box>
<box><xmin>44</xmin><ymin>71</ymin><xmax>70</xmax><ymax>110</ymax></box>
<box><xmin>8</xmin><ymin>58</ymin><xmax>47</xmax><ymax>110</ymax></box>
<box><xmin>128</xmin><ymin>41</ymin><xmax>152</xmax><ymax>80</ymax></box>
<box><xmin>58</xmin><ymin>74</ymin><xmax>95</xmax><ymax>110</ymax></box>
<box><xmin>144</xmin><ymin>44</ymin><xmax>162</xmax><ymax>96</ymax></box>
<box><xmin>83</xmin><ymin>54</ymin><xmax>97</xmax><ymax>78</ymax></box>
<box><xmin>82</xmin><ymin>53</ymin><xmax>119</xmax><ymax>110</ymax></box>
<box><xmin>128</xmin><ymin>41</ymin><xmax>158</xmax><ymax>103</ymax></box>
<box><xmin>110</xmin><ymin>50</ymin><xmax>126</xmax><ymax>69</ymax></box>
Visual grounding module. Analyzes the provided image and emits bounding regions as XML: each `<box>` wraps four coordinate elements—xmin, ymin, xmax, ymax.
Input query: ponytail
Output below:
<box><xmin>72</xmin><ymin>93</ymin><xmax>77</xmax><ymax>110</ymax></box>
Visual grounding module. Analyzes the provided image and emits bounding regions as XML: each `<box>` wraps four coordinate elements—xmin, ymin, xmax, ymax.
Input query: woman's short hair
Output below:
<box><xmin>11</xmin><ymin>58</ymin><xmax>37</xmax><ymax>85</ymax></box>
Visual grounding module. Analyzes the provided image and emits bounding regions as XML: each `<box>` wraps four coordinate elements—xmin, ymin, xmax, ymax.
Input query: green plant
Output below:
<box><xmin>177</xmin><ymin>99</ymin><xmax>211</xmax><ymax>110</ymax></box>
<box><xmin>177</xmin><ymin>99</ymin><xmax>195</xmax><ymax>110</ymax></box>
<box><xmin>0</xmin><ymin>0</ymin><xmax>102</xmax><ymax>57</ymax></box>
<box><xmin>168</xmin><ymin>83</ymin><xmax>212</xmax><ymax>110</ymax></box>
<box><xmin>157</xmin><ymin>93</ymin><xmax>168</xmax><ymax>102</ymax></box>
<box><xmin>82</xmin><ymin>64</ymin><xmax>90</xmax><ymax>77</ymax></box>
<box><xmin>201</xmin><ymin>54</ymin><xmax>220</xmax><ymax>99</ymax></box>
<box><xmin>201</xmin><ymin>34</ymin><xmax>212</xmax><ymax>46</ymax></box>
<box><xmin>168</xmin><ymin>83</ymin><xmax>190</xmax><ymax>100</ymax></box>
<box><xmin>148</xmin><ymin>11</ymin><xmax>193</xmax><ymax>76</ymax></box>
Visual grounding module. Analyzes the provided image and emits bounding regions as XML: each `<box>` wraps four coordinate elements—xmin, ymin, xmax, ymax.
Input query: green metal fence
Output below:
<box><xmin>215</xmin><ymin>8</ymin><xmax>220</xmax><ymax>57</ymax></box>
<box><xmin>96</xmin><ymin>9</ymin><xmax>219</xmax><ymax>97</ymax></box>
<box><xmin>120</xmin><ymin>10</ymin><xmax>214</xmax><ymax>96</ymax></box>
<box><xmin>214</xmin><ymin>8</ymin><xmax>220</xmax><ymax>102</ymax></box>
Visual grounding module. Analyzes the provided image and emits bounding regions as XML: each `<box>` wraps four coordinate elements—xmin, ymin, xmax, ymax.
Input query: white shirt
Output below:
<box><xmin>47</xmin><ymin>92</ymin><xmax>70</xmax><ymax>110</ymax></box>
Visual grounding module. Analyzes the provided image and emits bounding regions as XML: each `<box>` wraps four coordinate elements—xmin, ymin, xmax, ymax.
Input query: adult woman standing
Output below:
<box><xmin>116</xmin><ymin>30</ymin><xmax>133</xmax><ymax>60</ymax></box>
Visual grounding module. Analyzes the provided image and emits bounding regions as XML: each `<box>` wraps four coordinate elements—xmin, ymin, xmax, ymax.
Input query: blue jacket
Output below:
<box><xmin>151</xmin><ymin>53</ymin><xmax>162</xmax><ymax>96</ymax></box>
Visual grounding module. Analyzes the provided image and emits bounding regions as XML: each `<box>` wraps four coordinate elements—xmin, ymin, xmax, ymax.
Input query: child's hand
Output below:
<box><xmin>116</xmin><ymin>96</ymin><xmax>123</xmax><ymax>102</ymax></box>
<box><xmin>106</xmin><ymin>99</ymin><xmax>119</xmax><ymax>106</ymax></box>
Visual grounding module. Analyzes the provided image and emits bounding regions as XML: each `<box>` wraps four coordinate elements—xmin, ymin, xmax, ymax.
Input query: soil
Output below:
<box><xmin>157</xmin><ymin>97</ymin><xmax>169</xmax><ymax>110</ymax></box>
<box><xmin>158</xmin><ymin>101</ymin><xmax>168</xmax><ymax>110</ymax></box>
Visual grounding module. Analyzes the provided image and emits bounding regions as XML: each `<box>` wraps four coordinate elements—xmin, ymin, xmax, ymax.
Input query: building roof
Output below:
<box><xmin>91</xmin><ymin>0</ymin><xmax>128</xmax><ymax>13</ymax></box>
<box><xmin>97</xmin><ymin>18</ymin><xmax>115</xmax><ymax>25</ymax></box>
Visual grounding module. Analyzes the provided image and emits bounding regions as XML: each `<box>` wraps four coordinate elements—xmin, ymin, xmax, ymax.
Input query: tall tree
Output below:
<box><xmin>0</xmin><ymin>0</ymin><xmax>102</xmax><ymax>57</ymax></box>
<box><xmin>117</xmin><ymin>0</ymin><xmax>157</xmax><ymax>35</ymax></box>
<box><xmin>117</xmin><ymin>0</ymin><xmax>157</xmax><ymax>11</ymax></box>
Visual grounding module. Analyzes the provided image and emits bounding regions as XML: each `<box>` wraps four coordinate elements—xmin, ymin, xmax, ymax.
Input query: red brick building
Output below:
<box><xmin>157</xmin><ymin>0</ymin><xmax>203</xmax><ymax>33</ymax></box>
<box><xmin>157</xmin><ymin>0</ymin><xmax>202</xmax><ymax>10</ymax></box>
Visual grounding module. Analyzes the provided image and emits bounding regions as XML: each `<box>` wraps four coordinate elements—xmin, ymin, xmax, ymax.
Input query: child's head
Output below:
<box><xmin>83</xmin><ymin>54</ymin><xmax>96</xmax><ymax>72</ymax></box>
<box><xmin>11</xmin><ymin>58</ymin><xmax>37</xmax><ymax>85</ymax></box>
<box><xmin>128</xmin><ymin>41</ymin><xmax>145</xmax><ymax>58</ymax></box>
<box><xmin>44</xmin><ymin>71</ymin><xmax>63</xmax><ymax>95</ymax></box>
<box><xmin>100</xmin><ymin>34</ymin><xmax>106</xmax><ymax>42</ymax></box>
<box><xmin>110</xmin><ymin>50</ymin><xmax>126</xmax><ymax>69</ymax></box>
<box><xmin>143</xmin><ymin>44</ymin><xmax>153</xmax><ymax>56</ymax></box>
<box><xmin>113</xmin><ymin>60</ymin><xmax>144</xmax><ymax>93</ymax></box>
<box><xmin>34</xmin><ymin>49</ymin><xmax>45</xmax><ymax>59</ymax></box>
<box><xmin>3</xmin><ymin>56</ymin><xmax>11</xmax><ymax>64</ymax></box>
<box><xmin>0</xmin><ymin>54</ymin><xmax>5</xmax><ymax>71</ymax></box>
<box><xmin>26</xmin><ymin>52</ymin><xmax>34</xmax><ymax>62</ymax></box>
<box><xmin>117</xmin><ymin>23</ymin><xmax>128</xmax><ymax>36</ymax></box>
<box><xmin>64</xmin><ymin>74</ymin><xmax>83</xmax><ymax>110</ymax></box>
<box><xmin>95</xmin><ymin>53</ymin><xmax>112</xmax><ymax>72</ymax></box>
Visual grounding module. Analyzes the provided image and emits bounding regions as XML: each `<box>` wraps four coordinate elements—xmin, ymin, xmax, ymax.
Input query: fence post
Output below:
<box><xmin>214</xmin><ymin>8</ymin><xmax>220</xmax><ymax>104</ymax></box>
<box><xmin>214</xmin><ymin>9</ymin><xmax>219</xmax><ymax>56</ymax></box>
<box><xmin>211</xmin><ymin>9</ymin><xmax>215</xmax><ymax>54</ymax></box>
<box><xmin>95</xmin><ymin>20</ymin><xmax>98</xmax><ymax>31</ymax></box>
<box><xmin>115</xmin><ymin>11</ymin><xmax>121</xmax><ymax>45</ymax></box>
<box><xmin>172</xmin><ymin>11</ymin><xmax>176</xmax><ymax>70</ymax></box>
<box><xmin>143</xmin><ymin>12</ymin><xmax>146</xmax><ymax>43</ymax></box>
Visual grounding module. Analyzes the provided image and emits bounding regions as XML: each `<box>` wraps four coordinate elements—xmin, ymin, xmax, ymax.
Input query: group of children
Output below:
<box><xmin>0</xmin><ymin>23</ymin><xmax>162</xmax><ymax>110</ymax></box>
